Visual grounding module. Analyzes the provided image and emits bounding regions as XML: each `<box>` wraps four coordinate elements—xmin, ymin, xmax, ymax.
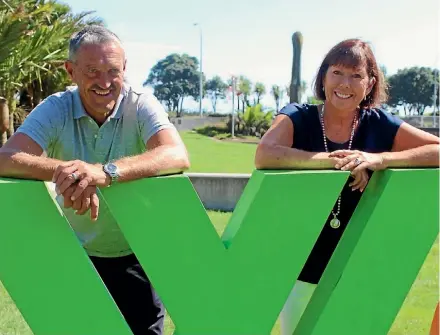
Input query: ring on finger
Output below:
<box><xmin>354</xmin><ymin>158</ymin><xmax>362</xmax><ymax>166</ymax></box>
<box><xmin>71</xmin><ymin>172</ymin><xmax>80</xmax><ymax>181</ymax></box>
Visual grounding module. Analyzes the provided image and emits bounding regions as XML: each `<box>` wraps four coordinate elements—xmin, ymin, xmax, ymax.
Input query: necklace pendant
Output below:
<box><xmin>330</xmin><ymin>217</ymin><xmax>341</xmax><ymax>229</ymax></box>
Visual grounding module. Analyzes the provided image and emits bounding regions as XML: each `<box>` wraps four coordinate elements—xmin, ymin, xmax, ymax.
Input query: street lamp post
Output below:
<box><xmin>193</xmin><ymin>23</ymin><xmax>203</xmax><ymax>117</ymax></box>
<box><xmin>231</xmin><ymin>76</ymin><xmax>236</xmax><ymax>138</ymax></box>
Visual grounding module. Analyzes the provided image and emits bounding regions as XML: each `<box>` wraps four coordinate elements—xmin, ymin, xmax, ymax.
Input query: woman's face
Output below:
<box><xmin>323</xmin><ymin>64</ymin><xmax>375</xmax><ymax>112</ymax></box>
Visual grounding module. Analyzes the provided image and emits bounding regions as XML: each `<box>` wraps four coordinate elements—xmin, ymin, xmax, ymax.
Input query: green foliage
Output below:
<box><xmin>194</xmin><ymin>124</ymin><xmax>229</xmax><ymax>138</ymax></box>
<box><xmin>236</xmin><ymin>104</ymin><xmax>273</xmax><ymax>136</ymax></box>
<box><xmin>237</xmin><ymin>75</ymin><xmax>252</xmax><ymax>111</ymax></box>
<box><xmin>388</xmin><ymin>67</ymin><xmax>439</xmax><ymax>115</ymax></box>
<box><xmin>307</xmin><ymin>96</ymin><xmax>323</xmax><ymax>105</ymax></box>
<box><xmin>253</xmin><ymin>82</ymin><xmax>266</xmax><ymax>104</ymax></box>
<box><xmin>143</xmin><ymin>53</ymin><xmax>202</xmax><ymax>117</ymax></box>
<box><xmin>0</xmin><ymin>0</ymin><xmax>102</xmax><ymax>100</ymax></box>
<box><xmin>193</xmin><ymin>104</ymin><xmax>274</xmax><ymax>140</ymax></box>
<box><xmin>0</xmin><ymin>0</ymin><xmax>102</xmax><ymax>142</ymax></box>
<box><xmin>205</xmin><ymin>76</ymin><xmax>227</xmax><ymax>113</ymax></box>
<box><xmin>271</xmin><ymin>84</ymin><xmax>284</xmax><ymax>113</ymax></box>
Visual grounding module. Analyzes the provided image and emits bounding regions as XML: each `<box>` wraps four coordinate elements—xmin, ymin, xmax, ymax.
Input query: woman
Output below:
<box><xmin>255</xmin><ymin>38</ymin><xmax>439</xmax><ymax>334</ymax></box>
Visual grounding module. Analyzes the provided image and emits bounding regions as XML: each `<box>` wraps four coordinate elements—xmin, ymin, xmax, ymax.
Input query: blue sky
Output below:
<box><xmin>64</xmin><ymin>0</ymin><xmax>439</xmax><ymax>113</ymax></box>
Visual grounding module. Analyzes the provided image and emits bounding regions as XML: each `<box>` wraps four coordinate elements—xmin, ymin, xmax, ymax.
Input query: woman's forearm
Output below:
<box><xmin>381</xmin><ymin>144</ymin><xmax>440</xmax><ymax>168</ymax></box>
<box><xmin>255</xmin><ymin>143</ymin><xmax>337</xmax><ymax>170</ymax></box>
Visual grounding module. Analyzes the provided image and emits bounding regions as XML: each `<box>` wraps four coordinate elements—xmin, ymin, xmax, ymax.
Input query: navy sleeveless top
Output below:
<box><xmin>278</xmin><ymin>103</ymin><xmax>403</xmax><ymax>284</ymax></box>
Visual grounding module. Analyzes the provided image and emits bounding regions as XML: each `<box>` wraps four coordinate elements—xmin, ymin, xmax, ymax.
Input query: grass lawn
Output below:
<box><xmin>180</xmin><ymin>131</ymin><xmax>257</xmax><ymax>173</ymax></box>
<box><xmin>1</xmin><ymin>211</ymin><xmax>437</xmax><ymax>335</ymax></box>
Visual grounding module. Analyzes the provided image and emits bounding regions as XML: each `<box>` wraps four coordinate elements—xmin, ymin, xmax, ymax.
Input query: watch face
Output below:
<box><xmin>107</xmin><ymin>163</ymin><xmax>118</xmax><ymax>174</ymax></box>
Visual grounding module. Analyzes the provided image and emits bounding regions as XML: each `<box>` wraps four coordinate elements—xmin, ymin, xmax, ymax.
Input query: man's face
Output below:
<box><xmin>65</xmin><ymin>42</ymin><xmax>126</xmax><ymax>117</ymax></box>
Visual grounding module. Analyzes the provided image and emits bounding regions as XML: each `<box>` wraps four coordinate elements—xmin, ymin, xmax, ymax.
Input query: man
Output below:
<box><xmin>0</xmin><ymin>25</ymin><xmax>190</xmax><ymax>334</ymax></box>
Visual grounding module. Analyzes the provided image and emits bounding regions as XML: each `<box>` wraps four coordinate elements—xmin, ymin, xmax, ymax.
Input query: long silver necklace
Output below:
<box><xmin>319</xmin><ymin>105</ymin><xmax>358</xmax><ymax>229</ymax></box>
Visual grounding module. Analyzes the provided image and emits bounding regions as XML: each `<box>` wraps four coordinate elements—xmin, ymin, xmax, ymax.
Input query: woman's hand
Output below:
<box><xmin>330</xmin><ymin>150</ymin><xmax>386</xmax><ymax>172</ymax></box>
<box><xmin>329</xmin><ymin>150</ymin><xmax>387</xmax><ymax>192</ymax></box>
<box><xmin>348</xmin><ymin>169</ymin><xmax>370</xmax><ymax>192</ymax></box>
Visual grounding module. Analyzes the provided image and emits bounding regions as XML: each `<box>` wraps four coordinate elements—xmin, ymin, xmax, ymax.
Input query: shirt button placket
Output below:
<box><xmin>95</xmin><ymin>125</ymin><xmax>108</xmax><ymax>162</ymax></box>
<box><xmin>95</xmin><ymin>132</ymin><xmax>101</xmax><ymax>161</ymax></box>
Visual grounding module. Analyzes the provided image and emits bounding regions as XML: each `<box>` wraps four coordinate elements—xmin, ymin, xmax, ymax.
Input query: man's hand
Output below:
<box><xmin>52</xmin><ymin>160</ymin><xmax>110</xmax><ymax>200</ymax></box>
<box><xmin>62</xmin><ymin>184</ymin><xmax>100</xmax><ymax>221</ymax></box>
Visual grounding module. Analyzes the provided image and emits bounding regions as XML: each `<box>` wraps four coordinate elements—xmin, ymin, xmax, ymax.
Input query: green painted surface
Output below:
<box><xmin>0</xmin><ymin>179</ymin><xmax>133</xmax><ymax>335</ymax></box>
<box><xmin>295</xmin><ymin>169</ymin><xmax>439</xmax><ymax>335</ymax></box>
<box><xmin>101</xmin><ymin>170</ymin><xmax>348</xmax><ymax>335</ymax></box>
<box><xmin>0</xmin><ymin>169</ymin><xmax>438</xmax><ymax>335</ymax></box>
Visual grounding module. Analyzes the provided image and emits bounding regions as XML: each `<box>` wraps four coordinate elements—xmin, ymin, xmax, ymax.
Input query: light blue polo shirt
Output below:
<box><xmin>16</xmin><ymin>85</ymin><xmax>174</xmax><ymax>257</ymax></box>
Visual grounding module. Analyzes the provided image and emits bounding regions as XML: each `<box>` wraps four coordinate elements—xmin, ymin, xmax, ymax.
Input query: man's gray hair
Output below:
<box><xmin>68</xmin><ymin>25</ymin><xmax>123</xmax><ymax>61</ymax></box>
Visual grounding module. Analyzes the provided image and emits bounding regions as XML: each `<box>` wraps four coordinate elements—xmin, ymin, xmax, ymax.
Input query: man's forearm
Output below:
<box><xmin>255</xmin><ymin>143</ymin><xmax>337</xmax><ymax>170</ymax></box>
<box><xmin>0</xmin><ymin>150</ymin><xmax>62</xmax><ymax>181</ymax></box>
<box><xmin>381</xmin><ymin>144</ymin><xmax>440</xmax><ymax>168</ymax></box>
<box><xmin>113</xmin><ymin>144</ymin><xmax>190</xmax><ymax>183</ymax></box>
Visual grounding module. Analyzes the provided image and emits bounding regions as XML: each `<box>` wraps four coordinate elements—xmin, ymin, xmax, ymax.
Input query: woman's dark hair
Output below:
<box><xmin>313</xmin><ymin>39</ymin><xmax>388</xmax><ymax>109</ymax></box>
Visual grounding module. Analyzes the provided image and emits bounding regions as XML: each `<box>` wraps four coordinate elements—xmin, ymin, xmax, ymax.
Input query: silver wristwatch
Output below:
<box><xmin>103</xmin><ymin>163</ymin><xmax>120</xmax><ymax>185</ymax></box>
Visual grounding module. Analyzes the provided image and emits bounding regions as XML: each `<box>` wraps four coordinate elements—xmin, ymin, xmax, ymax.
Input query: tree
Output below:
<box><xmin>205</xmin><ymin>76</ymin><xmax>227</xmax><ymax>113</ymax></box>
<box><xmin>432</xmin><ymin>69</ymin><xmax>440</xmax><ymax>115</ymax></box>
<box><xmin>236</xmin><ymin>104</ymin><xmax>274</xmax><ymax>137</ymax></box>
<box><xmin>144</xmin><ymin>53</ymin><xmax>201</xmax><ymax>116</ymax></box>
<box><xmin>300</xmin><ymin>80</ymin><xmax>307</xmax><ymax>99</ymax></box>
<box><xmin>237</xmin><ymin>76</ymin><xmax>252</xmax><ymax>112</ymax></box>
<box><xmin>253</xmin><ymin>82</ymin><xmax>266</xmax><ymax>105</ymax></box>
<box><xmin>388</xmin><ymin>67</ymin><xmax>437</xmax><ymax>115</ymax></box>
<box><xmin>271</xmin><ymin>85</ymin><xmax>284</xmax><ymax>113</ymax></box>
<box><xmin>289</xmin><ymin>31</ymin><xmax>303</xmax><ymax>103</ymax></box>
<box><xmin>286</xmin><ymin>80</ymin><xmax>306</xmax><ymax>103</ymax></box>
<box><xmin>0</xmin><ymin>0</ymin><xmax>101</xmax><ymax>145</ymax></box>
<box><xmin>307</xmin><ymin>96</ymin><xmax>323</xmax><ymax>105</ymax></box>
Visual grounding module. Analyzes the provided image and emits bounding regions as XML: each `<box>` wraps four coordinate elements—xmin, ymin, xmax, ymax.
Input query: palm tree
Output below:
<box><xmin>285</xmin><ymin>80</ymin><xmax>307</xmax><ymax>105</ymax></box>
<box><xmin>253</xmin><ymin>82</ymin><xmax>266</xmax><ymax>105</ymax></box>
<box><xmin>0</xmin><ymin>0</ymin><xmax>102</xmax><ymax>144</ymax></box>
<box><xmin>237</xmin><ymin>76</ymin><xmax>252</xmax><ymax>111</ymax></box>
<box><xmin>237</xmin><ymin>104</ymin><xmax>274</xmax><ymax>137</ymax></box>
<box><xmin>271</xmin><ymin>85</ymin><xmax>284</xmax><ymax>113</ymax></box>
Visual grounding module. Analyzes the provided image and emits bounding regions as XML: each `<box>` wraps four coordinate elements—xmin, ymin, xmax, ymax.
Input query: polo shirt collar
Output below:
<box><xmin>72</xmin><ymin>86</ymin><xmax>127</xmax><ymax>120</ymax></box>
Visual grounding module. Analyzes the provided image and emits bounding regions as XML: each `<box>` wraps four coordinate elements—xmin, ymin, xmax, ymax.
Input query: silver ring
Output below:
<box><xmin>71</xmin><ymin>172</ymin><xmax>79</xmax><ymax>181</ymax></box>
<box><xmin>354</xmin><ymin>158</ymin><xmax>362</xmax><ymax>166</ymax></box>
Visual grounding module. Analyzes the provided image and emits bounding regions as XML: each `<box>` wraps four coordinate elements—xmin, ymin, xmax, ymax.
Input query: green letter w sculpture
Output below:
<box><xmin>0</xmin><ymin>169</ymin><xmax>438</xmax><ymax>334</ymax></box>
